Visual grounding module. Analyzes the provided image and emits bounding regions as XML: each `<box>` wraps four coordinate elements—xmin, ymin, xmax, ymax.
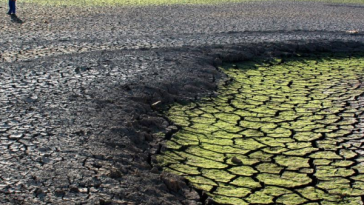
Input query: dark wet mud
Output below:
<box><xmin>159</xmin><ymin>53</ymin><xmax>364</xmax><ymax>204</ymax></box>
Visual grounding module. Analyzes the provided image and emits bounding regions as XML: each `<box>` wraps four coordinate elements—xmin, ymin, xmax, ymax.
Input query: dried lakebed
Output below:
<box><xmin>159</xmin><ymin>53</ymin><xmax>364</xmax><ymax>204</ymax></box>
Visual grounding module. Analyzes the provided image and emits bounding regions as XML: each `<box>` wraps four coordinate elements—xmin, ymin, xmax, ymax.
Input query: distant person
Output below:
<box><xmin>7</xmin><ymin>0</ymin><xmax>16</xmax><ymax>16</ymax></box>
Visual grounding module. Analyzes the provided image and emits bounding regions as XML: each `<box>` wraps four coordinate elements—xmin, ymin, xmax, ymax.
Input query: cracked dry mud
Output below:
<box><xmin>160</xmin><ymin>53</ymin><xmax>364</xmax><ymax>205</ymax></box>
<box><xmin>2</xmin><ymin>1</ymin><xmax>364</xmax><ymax>204</ymax></box>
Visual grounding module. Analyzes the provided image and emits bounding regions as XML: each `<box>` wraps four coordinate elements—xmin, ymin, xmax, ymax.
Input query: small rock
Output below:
<box><xmin>206</xmin><ymin>197</ymin><xmax>215</xmax><ymax>204</ymax></box>
<box><xmin>163</xmin><ymin>178</ymin><xmax>180</xmax><ymax>192</ymax></box>
<box><xmin>213</xmin><ymin>57</ymin><xmax>223</xmax><ymax>66</ymax></box>
<box><xmin>151</xmin><ymin>100</ymin><xmax>162</xmax><ymax>108</ymax></box>
<box><xmin>70</xmin><ymin>187</ymin><xmax>79</xmax><ymax>193</ymax></box>
<box><xmin>231</xmin><ymin>156</ymin><xmax>242</xmax><ymax>165</ymax></box>
<box><xmin>34</xmin><ymin>188</ymin><xmax>45</xmax><ymax>198</ymax></box>
<box><xmin>79</xmin><ymin>188</ymin><xmax>88</xmax><ymax>193</ymax></box>
<box><xmin>151</xmin><ymin>167</ymin><xmax>159</xmax><ymax>174</ymax></box>
<box><xmin>346</xmin><ymin>30</ymin><xmax>359</xmax><ymax>34</ymax></box>
<box><xmin>144</xmin><ymin>133</ymin><xmax>153</xmax><ymax>141</ymax></box>
<box><xmin>108</xmin><ymin>170</ymin><xmax>122</xmax><ymax>179</ymax></box>
<box><xmin>99</xmin><ymin>199</ymin><xmax>112</xmax><ymax>205</ymax></box>
<box><xmin>9</xmin><ymin>133</ymin><xmax>23</xmax><ymax>139</ymax></box>
<box><xmin>54</xmin><ymin>190</ymin><xmax>65</xmax><ymax>197</ymax></box>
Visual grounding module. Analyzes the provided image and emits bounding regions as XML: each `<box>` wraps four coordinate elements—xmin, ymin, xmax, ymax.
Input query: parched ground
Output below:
<box><xmin>1</xmin><ymin>1</ymin><xmax>364</xmax><ymax>204</ymax></box>
<box><xmin>163</xmin><ymin>54</ymin><xmax>364</xmax><ymax>204</ymax></box>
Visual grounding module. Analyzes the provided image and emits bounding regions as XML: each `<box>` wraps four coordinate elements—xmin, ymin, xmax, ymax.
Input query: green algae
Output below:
<box><xmin>214</xmin><ymin>185</ymin><xmax>251</xmax><ymax>198</ymax></box>
<box><xmin>276</xmin><ymin>193</ymin><xmax>307</xmax><ymax>205</ymax></box>
<box><xmin>160</xmin><ymin>53</ymin><xmax>364</xmax><ymax>204</ymax></box>
<box><xmin>228</xmin><ymin>166</ymin><xmax>258</xmax><ymax>176</ymax></box>
<box><xmin>202</xmin><ymin>169</ymin><xmax>236</xmax><ymax>182</ymax></box>
<box><xmin>229</xmin><ymin>177</ymin><xmax>261</xmax><ymax>188</ymax></box>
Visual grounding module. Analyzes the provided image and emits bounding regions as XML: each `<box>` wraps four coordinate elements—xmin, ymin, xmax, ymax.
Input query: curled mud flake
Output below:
<box><xmin>157</xmin><ymin>152</ymin><xmax>181</xmax><ymax>166</ymax></box>
<box><xmin>286</xmin><ymin>142</ymin><xmax>312</xmax><ymax>149</ymax></box>
<box><xmin>298</xmin><ymin>186</ymin><xmax>338</xmax><ymax>201</ymax></box>
<box><xmin>213</xmin><ymin>184</ymin><xmax>251</xmax><ymax>198</ymax></box>
<box><xmin>262</xmin><ymin>127</ymin><xmax>292</xmax><ymax>138</ymax></box>
<box><xmin>201</xmin><ymin>169</ymin><xmax>235</xmax><ymax>183</ymax></box>
<box><xmin>163</xmin><ymin>167</ymin><xmax>186</xmax><ymax>176</ymax></box>
<box><xmin>246</xmin><ymin>191</ymin><xmax>275</xmax><ymax>204</ymax></box>
<box><xmin>228</xmin><ymin>166</ymin><xmax>258</xmax><ymax>176</ymax></box>
<box><xmin>275</xmin><ymin>156</ymin><xmax>310</xmax><ymax>170</ymax></box>
<box><xmin>257</xmin><ymin>172</ymin><xmax>312</xmax><ymax>188</ymax></box>
<box><xmin>314</xmin><ymin>159</ymin><xmax>333</xmax><ymax>166</ymax></box>
<box><xmin>234</xmin><ymin>138</ymin><xmax>266</xmax><ymax>150</ymax></box>
<box><xmin>249</xmin><ymin>150</ymin><xmax>273</xmax><ymax>162</ymax></box>
<box><xmin>353</xmin><ymin>181</ymin><xmax>364</xmax><ymax>191</ymax></box>
<box><xmin>185</xmin><ymin>146</ymin><xmax>225</xmax><ymax>162</ymax></box>
<box><xmin>310</xmin><ymin>151</ymin><xmax>342</xmax><ymax>159</ymax></box>
<box><xmin>189</xmin><ymin>124</ymin><xmax>220</xmax><ymax>135</ymax></box>
<box><xmin>229</xmin><ymin>177</ymin><xmax>261</xmax><ymax>189</ymax></box>
<box><xmin>339</xmin><ymin>149</ymin><xmax>358</xmax><ymax>159</ymax></box>
<box><xmin>257</xmin><ymin>137</ymin><xmax>293</xmax><ymax>147</ymax></box>
<box><xmin>317</xmin><ymin>142</ymin><xmax>341</xmax><ymax>150</ymax></box>
<box><xmin>351</xmin><ymin>175</ymin><xmax>364</xmax><ymax>182</ymax></box>
<box><xmin>190</xmin><ymin>116</ymin><xmax>216</xmax><ymax>125</ymax></box>
<box><xmin>232</xmin><ymin>103</ymin><xmax>257</xmax><ymax>112</ymax></box>
<box><xmin>256</xmin><ymin>163</ymin><xmax>283</xmax><ymax>174</ymax></box>
<box><xmin>212</xmin><ymin>195</ymin><xmax>248</xmax><ymax>205</ymax></box>
<box><xmin>239</xmin><ymin>120</ymin><xmax>265</xmax><ymax>129</ymax></box>
<box><xmin>191</xmin><ymin>183</ymin><xmax>214</xmax><ymax>192</ymax></box>
<box><xmin>248</xmin><ymin>186</ymin><xmax>292</xmax><ymax>203</ymax></box>
<box><xmin>181</xmin><ymin>152</ymin><xmax>228</xmax><ymax>169</ymax></box>
<box><xmin>201</xmin><ymin>144</ymin><xmax>250</xmax><ymax>155</ymax></box>
<box><xmin>168</xmin><ymin>116</ymin><xmax>190</xmax><ymax>127</ymax></box>
<box><xmin>165</xmin><ymin>140</ymin><xmax>183</xmax><ymax>150</ymax></box>
<box><xmin>199</xmin><ymin>135</ymin><xmax>234</xmax><ymax>146</ymax></box>
<box><xmin>318</xmin><ymin>180</ymin><xmax>363</xmax><ymax>196</ymax></box>
<box><xmin>199</xmin><ymin>105</ymin><xmax>220</xmax><ymax>114</ymax></box>
<box><xmin>262</xmin><ymin>147</ymin><xmax>288</xmax><ymax>154</ymax></box>
<box><xmin>213</xmin><ymin>120</ymin><xmax>243</xmax><ymax>133</ymax></box>
<box><xmin>284</xmin><ymin>147</ymin><xmax>319</xmax><ymax>156</ymax></box>
<box><xmin>214</xmin><ymin>113</ymin><xmax>240</xmax><ymax>123</ymax></box>
<box><xmin>299</xmin><ymin>168</ymin><xmax>315</xmax><ymax>174</ymax></box>
<box><xmin>185</xmin><ymin>176</ymin><xmax>218</xmax><ymax>187</ymax></box>
<box><xmin>170</xmin><ymin>135</ymin><xmax>200</xmax><ymax>146</ymax></box>
<box><xmin>169</xmin><ymin>164</ymin><xmax>200</xmax><ymax>175</ymax></box>
<box><xmin>332</xmin><ymin>160</ymin><xmax>355</xmax><ymax>167</ymax></box>
<box><xmin>276</xmin><ymin>193</ymin><xmax>308</xmax><ymax>205</ymax></box>
<box><xmin>240</xmin><ymin>129</ymin><xmax>265</xmax><ymax>137</ymax></box>
<box><xmin>211</xmin><ymin>130</ymin><xmax>242</xmax><ymax>139</ymax></box>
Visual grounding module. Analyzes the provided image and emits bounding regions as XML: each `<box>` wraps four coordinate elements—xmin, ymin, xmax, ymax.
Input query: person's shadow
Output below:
<box><xmin>10</xmin><ymin>14</ymin><xmax>23</xmax><ymax>24</ymax></box>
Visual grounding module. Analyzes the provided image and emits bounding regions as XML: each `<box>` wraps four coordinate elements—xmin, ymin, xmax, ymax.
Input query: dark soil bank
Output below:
<box><xmin>1</xmin><ymin>1</ymin><xmax>364</xmax><ymax>204</ymax></box>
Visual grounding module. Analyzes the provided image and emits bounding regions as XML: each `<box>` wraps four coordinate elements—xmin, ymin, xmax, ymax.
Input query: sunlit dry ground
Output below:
<box><xmin>162</xmin><ymin>53</ymin><xmax>364</xmax><ymax>204</ymax></box>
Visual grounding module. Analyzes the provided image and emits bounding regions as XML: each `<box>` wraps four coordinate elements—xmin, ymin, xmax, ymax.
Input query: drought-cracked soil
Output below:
<box><xmin>1</xmin><ymin>1</ymin><xmax>364</xmax><ymax>204</ymax></box>
<box><xmin>162</xmin><ymin>53</ymin><xmax>364</xmax><ymax>204</ymax></box>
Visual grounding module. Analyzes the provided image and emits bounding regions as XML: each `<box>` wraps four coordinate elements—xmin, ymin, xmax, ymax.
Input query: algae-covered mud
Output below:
<box><xmin>159</xmin><ymin>53</ymin><xmax>364</xmax><ymax>204</ymax></box>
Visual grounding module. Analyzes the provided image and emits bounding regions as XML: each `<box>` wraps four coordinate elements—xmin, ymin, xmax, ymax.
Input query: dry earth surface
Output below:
<box><xmin>162</xmin><ymin>54</ymin><xmax>364</xmax><ymax>204</ymax></box>
<box><xmin>1</xmin><ymin>1</ymin><xmax>364</xmax><ymax>204</ymax></box>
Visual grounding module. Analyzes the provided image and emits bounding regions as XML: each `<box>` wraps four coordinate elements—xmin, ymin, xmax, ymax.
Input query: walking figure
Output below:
<box><xmin>7</xmin><ymin>0</ymin><xmax>16</xmax><ymax>16</ymax></box>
